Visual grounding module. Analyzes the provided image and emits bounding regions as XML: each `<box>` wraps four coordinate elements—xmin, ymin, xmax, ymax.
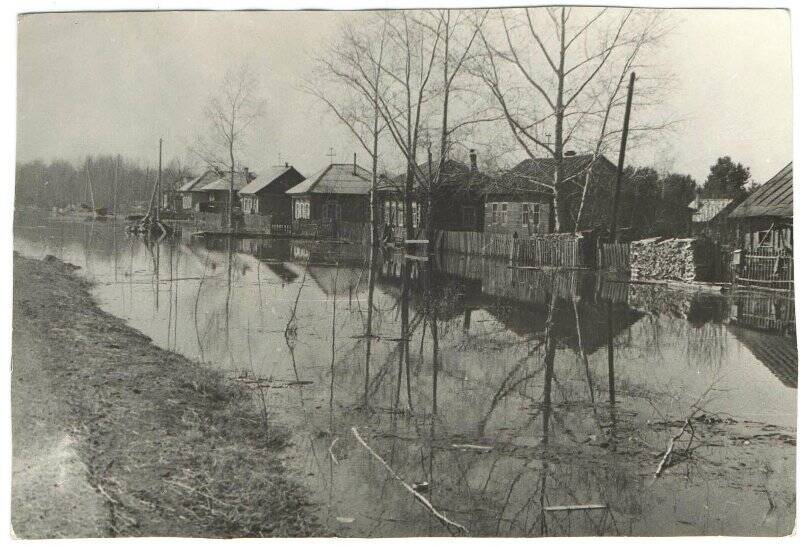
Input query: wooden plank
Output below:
<box><xmin>544</xmin><ymin>504</ymin><xmax>608</xmax><ymax>512</ymax></box>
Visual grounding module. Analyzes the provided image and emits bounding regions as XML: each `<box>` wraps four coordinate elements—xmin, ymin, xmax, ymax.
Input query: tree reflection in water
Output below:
<box><xmin>12</xmin><ymin>217</ymin><xmax>797</xmax><ymax>537</ymax></box>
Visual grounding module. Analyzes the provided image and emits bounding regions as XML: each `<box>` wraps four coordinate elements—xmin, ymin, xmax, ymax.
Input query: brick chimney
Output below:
<box><xmin>469</xmin><ymin>149</ymin><xmax>478</xmax><ymax>172</ymax></box>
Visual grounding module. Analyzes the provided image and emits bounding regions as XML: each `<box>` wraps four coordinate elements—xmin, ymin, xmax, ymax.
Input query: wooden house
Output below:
<box><xmin>488</xmin><ymin>154</ymin><xmax>617</xmax><ymax>236</ymax></box>
<box><xmin>200</xmin><ymin>169</ymin><xmax>255</xmax><ymax>214</ymax></box>
<box><xmin>729</xmin><ymin>162</ymin><xmax>793</xmax><ymax>252</ymax></box>
<box><xmin>238</xmin><ymin>164</ymin><xmax>305</xmax><ymax>223</ymax></box>
<box><xmin>285</xmin><ymin>161</ymin><xmax>372</xmax><ymax>223</ymax></box>
<box><xmin>377</xmin><ymin>151</ymin><xmax>488</xmax><ymax>234</ymax></box>
<box><xmin>688</xmin><ymin>195</ymin><xmax>741</xmax><ymax>245</ymax></box>
<box><xmin>178</xmin><ymin>169</ymin><xmax>219</xmax><ymax>211</ymax></box>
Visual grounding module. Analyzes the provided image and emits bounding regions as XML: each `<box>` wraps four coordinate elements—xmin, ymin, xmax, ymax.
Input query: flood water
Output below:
<box><xmin>14</xmin><ymin>213</ymin><xmax>798</xmax><ymax>537</ymax></box>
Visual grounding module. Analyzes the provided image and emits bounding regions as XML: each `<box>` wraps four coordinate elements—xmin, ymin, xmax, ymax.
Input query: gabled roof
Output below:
<box><xmin>690</xmin><ymin>198</ymin><xmax>734</xmax><ymax>223</ymax></box>
<box><xmin>488</xmin><ymin>153</ymin><xmax>616</xmax><ymax>195</ymax></box>
<box><xmin>380</xmin><ymin>158</ymin><xmax>492</xmax><ymax>197</ymax></box>
<box><xmin>201</xmin><ymin>171</ymin><xmax>254</xmax><ymax>192</ymax></box>
<box><xmin>286</xmin><ymin>163</ymin><xmax>372</xmax><ymax>195</ymax></box>
<box><xmin>239</xmin><ymin>166</ymin><xmax>303</xmax><ymax>195</ymax></box>
<box><xmin>729</xmin><ymin>162</ymin><xmax>792</xmax><ymax>219</ymax></box>
<box><xmin>179</xmin><ymin>169</ymin><xmax>220</xmax><ymax>193</ymax></box>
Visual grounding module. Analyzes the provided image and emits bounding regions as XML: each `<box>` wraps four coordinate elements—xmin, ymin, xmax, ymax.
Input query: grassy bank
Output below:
<box><xmin>12</xmin><ymin>253</ymin><xmax>321</xmax><ymax>538</ymax></box>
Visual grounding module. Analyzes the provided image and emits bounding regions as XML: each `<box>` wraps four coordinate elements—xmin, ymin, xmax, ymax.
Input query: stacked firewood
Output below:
<box><xmin>630</xmin><ymin>237</ymin><xmax>712</xmax><ymax>282</ymax></box>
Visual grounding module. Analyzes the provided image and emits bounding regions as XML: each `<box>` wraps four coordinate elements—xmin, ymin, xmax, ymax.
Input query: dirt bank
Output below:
<box><xmin>11</xmin><ymin>253</ymin><xmax>321</xmax><ymax>538</ymax></box>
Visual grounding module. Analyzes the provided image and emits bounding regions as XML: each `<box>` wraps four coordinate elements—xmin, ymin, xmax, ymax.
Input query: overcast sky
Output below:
<box><xmin>16</xmin><ymin>8</ymin><xmax>792</xmax><ymax>184</ymax></box>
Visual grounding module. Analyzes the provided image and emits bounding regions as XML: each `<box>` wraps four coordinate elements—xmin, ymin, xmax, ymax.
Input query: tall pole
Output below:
<box><xmin>156</xmin><ymin>137</ymin><xmax>162</xmax><ymax>223</ymax></box>
<box><xmin>609</xmin><ymin>72</ymin><xmax>636</xmax><ymax>242</ymax></box>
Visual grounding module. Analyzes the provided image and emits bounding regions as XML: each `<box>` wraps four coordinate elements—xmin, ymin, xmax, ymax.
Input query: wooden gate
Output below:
<box><xmin>735</xmin><ymin>251</ymin><xmax>794</xmax><ymax>291</ymax></box>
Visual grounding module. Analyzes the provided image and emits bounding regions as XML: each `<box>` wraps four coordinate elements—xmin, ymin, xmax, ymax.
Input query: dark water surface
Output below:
<box><xmin>14</xmin><ymin>214</ymin><xmax>797</xmax><ymax>537</ymax></box>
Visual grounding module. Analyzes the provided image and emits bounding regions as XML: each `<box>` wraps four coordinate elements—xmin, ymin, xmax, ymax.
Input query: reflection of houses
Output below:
<box><xmin>377</xmin><ymin>151</ymin><xmax>488</xmax><ymax>233</ymax></box>
<box><xmin>727</xmin><ymin>291</ymin><xmax>796</xmax><ymax>388</ymax></box>
<box><xmin>729</xmin><ymin>162</ymin><xmax>793</xmax><ymax>251</ymax></box>
<box><xmin>286</xmin><ymin>161</ymin><xmax>372</xmax><ymax>223</ymax></box>
<box><xmin>493</xmin><ymin>154</ymin><xmax>617</xmax><ymax>234</ymax></box>
<box><xmin>238</xmin><ymin>164</ymin><xmax>305</xmax><ymax>223</ymax></box>
<box><xmin>727</xmin><ymin>325</ymin><xmax>797</xmax><ymax>388</ymax></box>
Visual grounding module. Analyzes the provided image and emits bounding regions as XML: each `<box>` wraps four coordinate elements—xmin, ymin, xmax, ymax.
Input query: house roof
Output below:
<box><xmin>286</xmin><ymin>163</ymin><xmax>372</xmax><ymax>195</ymax></box>
<box><xmin>239</xmin><ymin>166</ymin><xmax>303</xmax><ymax>195</ymax></box>
<box><xmin>179</xmin><ymin>170</ymin><xmax>220</xmax><ymax>193</ymax></box>
<box><xmin>729</xmin><ymin>162</ymin><xmax>793</xmax><ymax>219</ymax></box>
<box><xmin>690</xmin><ymin>198</ymin><xmax>734</xmax><ymax>223</ymax></box>
<box><xmin>380</xmin><ymin>158</ymin><xmax>492</xmax><ymax>198</ymax></box>
<box><xmin>201</xmin><ymin>171</ymin><xmax>254</xmax><ymax>192</ymax></box>
<box><xmin>488</xmin><ymin>153</ymin><xmax>616</xmax><ymax>195</ymax></box>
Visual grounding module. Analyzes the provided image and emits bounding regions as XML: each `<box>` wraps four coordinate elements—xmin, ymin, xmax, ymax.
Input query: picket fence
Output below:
<box><xmin>599</xmin><ymin>242</ymin><xmax>631</xmax><ymax>270</ymax></box>
<box><xmin>435</xmin><ymin>230</ymin><xmax>585</xmax><ymax>268</ymax></box>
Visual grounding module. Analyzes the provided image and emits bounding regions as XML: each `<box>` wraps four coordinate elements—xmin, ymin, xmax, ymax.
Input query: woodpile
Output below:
<box><xmin>629</xmin><ymin>237</ymin><xmax>714</xmax><ymax>282</ymax></box>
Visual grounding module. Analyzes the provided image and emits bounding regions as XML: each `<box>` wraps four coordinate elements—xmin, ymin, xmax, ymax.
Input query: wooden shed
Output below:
<box><xmin>729</xmin><ymin>162</ymin><xmax>793</xmax><ymax>252</ymax></box>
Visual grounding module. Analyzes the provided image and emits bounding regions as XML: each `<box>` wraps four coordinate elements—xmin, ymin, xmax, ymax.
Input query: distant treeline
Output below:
<box><xmin>614</xmin><ymin>167</ymin><xmax>697</xmax><ymax>239</ymax></box>
<box><xmin>15</xmin><ymin>155</ymin><xmax>184</xmax><ymax>212</ymax></box>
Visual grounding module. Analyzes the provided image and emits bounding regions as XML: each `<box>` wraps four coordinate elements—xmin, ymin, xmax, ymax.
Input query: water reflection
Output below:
<box><xmin>13</xmin><ymin>214</ymin><xmax>797</xmax><ymax>537</ymax></box>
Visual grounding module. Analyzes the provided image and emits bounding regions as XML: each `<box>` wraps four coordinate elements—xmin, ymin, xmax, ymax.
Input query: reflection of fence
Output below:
<box><xmin>434</xmin><ymin>252</ymin><xmax>590</xmax><ymax>304</ymax></box>
<box><xmin>599</xmin><ymin>243</ymin><xmax>630</xmax><ymax>270</ymax></box>
<box><xmin>435</xmin><ymin>230</ymin><xmax>586</xmax><ymax>268</ymax></box>
<box><xmin>289</xmin><ymin>219</ymin><xmax>370</xmax><ymax>242</ymax></box>
<box><xmin>731</xmin><ymin>291</ymin><xmax>795</xmax><ymax>333</ymax></box>
<box><xmin>735</xmin><ymin>252</ymin><xmax>794</xmax><ymax>291</ymax></box>
<box><xmin>338</xmin><ymin>222</ymin><xmax>371</xmax><ymax>245</ymax></box>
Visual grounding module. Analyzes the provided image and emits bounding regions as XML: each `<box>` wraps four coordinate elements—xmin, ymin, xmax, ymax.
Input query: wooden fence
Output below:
<box><xmin>735</xmin><ymin>252</ymin><xmax>794</xmax><ymax>292</ymax></box>
<box><xmin>599</xmin><ymin>242</ymin><xmax>631</xmax><ymax>270</ymax></box>
<box><xmin>435</xmin><ymin>230</ymin><xmax>586</xmax><ymax>268</ymax></box>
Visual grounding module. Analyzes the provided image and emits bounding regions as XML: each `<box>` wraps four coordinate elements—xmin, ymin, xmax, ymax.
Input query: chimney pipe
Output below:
<box><xmin>243</xmin><ymin>166</ymin><xmax>249</xmax><ymax>182</ymax></box>
<box><xmin>353</xmin><ymin>153</ymin><xmax>357</xmax><ymax>175</ymax></box>
<box><xmin>285</xmin><ymin>161</ymin><xmax>289</xmax><ymax>168</ymax></box>
<box><xmin>469</xmin><ymin>149</ymin><xmax>477</xmax><ymax>172</ymax></box>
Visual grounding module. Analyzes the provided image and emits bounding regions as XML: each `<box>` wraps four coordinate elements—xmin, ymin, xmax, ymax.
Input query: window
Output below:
<box><xmin>522</xmin><ymin>203</ymin><xmax>529</xmax><ymax>226</ymax></box>
<box><xmin>501</xmin><ymin>203</ymin><xmax>508</xmax><ymax>225</ymax></box>
<box><xmin>532</xmin><ymin>203</ymin><xmax>540</xmax><ymax>228</ymax></box>
<box><xmin>294</xmin><ymin>199</ymin><xmax>310</xmax><ymax>220</ymax></box>
<box><xmin>756</xmin><ymin>229</ymin><xmax>774</xmax><ymax>249</ymax></box>
<box><xmin>491</xmin><ymin>203</ymin><xmax>498</xmax><ymax>224</ymax></box>
<box><xmin>462</xmin><ymin>206</ymin><xmax>476</xmax><ymax>228</ymax></box>
<box><xmin>411</xmin><ymin>201</ymin><xmax>420</xmax><ymax>228</ymax></box>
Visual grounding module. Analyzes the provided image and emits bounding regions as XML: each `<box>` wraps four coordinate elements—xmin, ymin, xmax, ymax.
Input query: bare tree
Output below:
<box><xmin>372</xmin><ymin>10</ymin><xmax>443</xmax><ymax>234</ymax></box>
<box><xmin>195</xmin><ymin>65</ymin><xmax>265</xmax><ymax>228</ymax></box>
<box><xmin>475</xmin><ymin>7</ymin><xmax>670</xmax><ymax>232</ymax></box>
<box><xmin>371</xmin><ymin>9</ymin><xmax>490</xmax><ymax>236</ymax></box>
<box><xmin>305</xmin><ymin>16</ymin><xmax>389</xmax><ymax>245</ymax></box>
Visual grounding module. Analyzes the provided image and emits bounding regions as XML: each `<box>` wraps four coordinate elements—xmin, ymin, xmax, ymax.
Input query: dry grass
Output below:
<box><xmin>12</xmin><ymin>253</ymin><xmax>322</xmax><ymax>537</ymax></box>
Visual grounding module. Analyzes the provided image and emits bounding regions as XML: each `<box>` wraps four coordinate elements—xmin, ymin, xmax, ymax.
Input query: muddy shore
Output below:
<box><xmin>11</xmin><ymin>253</ymin><xmax>321</xmax><ymax>538</ymax></box>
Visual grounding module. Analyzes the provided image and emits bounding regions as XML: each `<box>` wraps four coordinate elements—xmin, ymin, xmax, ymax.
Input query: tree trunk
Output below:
<box><xmin>551</xmin><ymin>7</ymin><xmax>567</xmax><ymax>234</ymax></box>
<box><xmin>228</xmin><ymin>141</ymin><xmax>234</xmax><ymax>230</ymax></box>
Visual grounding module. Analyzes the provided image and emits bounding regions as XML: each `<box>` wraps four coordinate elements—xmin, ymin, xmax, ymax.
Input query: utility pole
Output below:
<box><xmin>609</xmin><ymin>72</ymin><xmax>636</xmax><ymax>242</ymax></box>
<box><xmin>156</xmin><ymin>138</ymin><xmax>162</xmax><ymax>223</ymax></box>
